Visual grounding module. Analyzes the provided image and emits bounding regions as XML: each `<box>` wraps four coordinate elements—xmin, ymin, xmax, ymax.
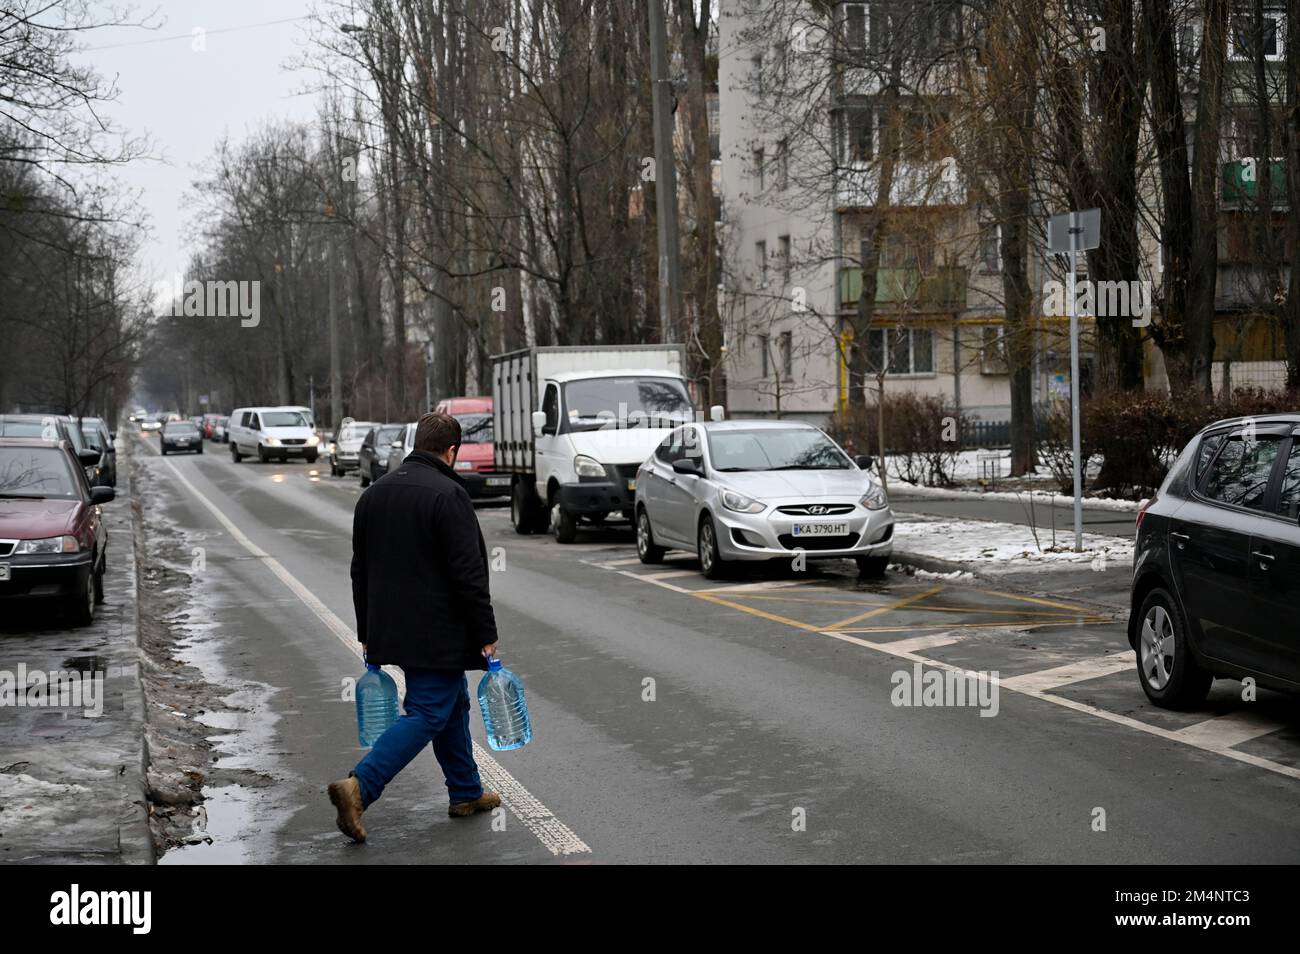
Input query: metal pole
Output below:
<box><xmin>647</xmin><ymin>0</ymin><xmax>681</xmax><ymax>344</ymax></box>
<box><xmin>425</xmin><ymin>343</ymin><xmax>432</xmax><ymax>412</ymax></box>
<box><xmin>1068</xmin><ymin>214</ymin><xmax>1083</xmax><ymax>552</ymax></box>
<box><xmin>328</xmin><ymin>229</ymin><xmax>342</xmax><ymax>430</ymax></box>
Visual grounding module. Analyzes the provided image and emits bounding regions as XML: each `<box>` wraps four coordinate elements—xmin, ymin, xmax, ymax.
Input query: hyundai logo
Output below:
<box><xmin>807</xmin><ymin>505</ymin><xmax>827</xmax><ymax>515</ymax></box>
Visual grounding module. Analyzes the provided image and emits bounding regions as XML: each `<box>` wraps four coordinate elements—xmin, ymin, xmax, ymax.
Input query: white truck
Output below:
<box><xmin>493</xmin><ymin>345</ymin><xmax>716</xmax><ymax>542</ymax></box>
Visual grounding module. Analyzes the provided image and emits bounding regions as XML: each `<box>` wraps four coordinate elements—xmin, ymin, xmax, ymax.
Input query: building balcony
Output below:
<box><xmin>839</xmin><ymin>265</ymin><xmax>968</xmax><ymax>311</ymax></box>
<box><xmin>1221</xmin><ymin>159</ymin><xmax>1287</xmax><ymax>206</ymax></box>
<box><xmin>836</xmin><ymin>160</ymin><xmax>966</xmax><ymax>209</ymax></box>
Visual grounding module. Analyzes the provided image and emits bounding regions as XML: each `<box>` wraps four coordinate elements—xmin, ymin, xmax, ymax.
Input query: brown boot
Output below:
<box><xmin>328</xmin><ymin>776</ymin><xmax>367</xmax><ymax>843</ymax></box>
<box><xmin>448</xmin><ymin>791</ymin><xmax>501</xmax><ymax>818</ymax></box>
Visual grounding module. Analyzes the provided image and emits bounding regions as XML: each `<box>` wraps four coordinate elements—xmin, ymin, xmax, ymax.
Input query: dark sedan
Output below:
<box><xmin>0</xmin><ymin>437</ymin><xmax>114</xmax><ymax>625</ymax></box>
<box><xmin>160</xmin><ymin>421</ymin><xmax>204</xmax><ymax>455</ymax></box>
<box><xmin>1131</xmin><ymin>414</ymin><xmax>1300</xmax><ymax>707</ymax></box>
<box><xmin>358</xmin><ymin>424</ymin><xmax>406</xmax><ymax>488</ymax></box>
<box><xmin>80</xmin><ymin>417</ymin><xmax>117</xmax><ymax>487</ymax></box>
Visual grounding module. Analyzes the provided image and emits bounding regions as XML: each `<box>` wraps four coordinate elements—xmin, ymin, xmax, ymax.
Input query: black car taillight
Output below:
<box><xmin>1136</xmin><ymin>492</ymin><xmax>1157</xmax><ymax>529</ymax></box>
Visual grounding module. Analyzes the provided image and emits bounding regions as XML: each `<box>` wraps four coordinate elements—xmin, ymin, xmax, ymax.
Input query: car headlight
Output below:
<box><xmin>264</xmin><ymin>437</ymin><xmax>281</xmax><ymax>446</ymax></box>
<box><xmin>721</xmin><ymin>489</ymin><xmax>765</xmax><ymax>514</ymax></box>
<box><xmin>574</xmin><ymin>454</ymin><xmax>606</xmax><ymax>478</ymax></box>
<box><xmin>860</xmin><ymin>484</ymin><xmax>888</xmax><ymax>510</ymax></box>
<box><xmin>17</xmin><ymin>535</ymin><xmax>80</xmax><ymax>554</ymax></box>
<box><xmin>307</xmin><ymin>435</ymin><xmax>320</xmax><ymax>446</ymax></box>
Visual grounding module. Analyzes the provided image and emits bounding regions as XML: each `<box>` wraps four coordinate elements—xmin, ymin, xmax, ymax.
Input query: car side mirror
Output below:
<box><xmin>672</xmin><ymin>457</ymin><xmax>702</xmax><ymax>476</ymax></box>
<box><xmin>854</xmin><ymin>454</ymin><xmax>874</xmax><ymax>471</ymax></box>
<box><xmin>390</xmin><ymin>440</ymin><xmax>404</xmax><ymax>450</ymax></box>
<box><xmin>78</xmin><ymin>449</ymin><xmax>102</xmax><ymax>467</ymax></box>
<box><xmin>90</xmin><ymin>486</ymin><xmax>115</xmax><ymax>504</ymax></box>
<box><xmin>532</xmin><ymin>411</ymin><xmax>547</xmax><ymax>437</ymax></box>
<box><xmin>109</xmin><ymin>431</ymin><xmax>117</xmax><ymax>441</ymax></box>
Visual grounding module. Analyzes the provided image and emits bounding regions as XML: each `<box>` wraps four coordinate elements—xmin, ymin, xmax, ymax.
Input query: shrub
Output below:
<box><xmin>828</xmin><ymin>392</ymin><xmax>968</xmax><ymax>486</ymax></box>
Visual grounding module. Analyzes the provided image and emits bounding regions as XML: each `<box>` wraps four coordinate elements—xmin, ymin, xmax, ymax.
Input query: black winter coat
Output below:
<box><xmin>350</xmin><ymin>449</ymin><xmax>498</xmax><ymax>671</ymax></box>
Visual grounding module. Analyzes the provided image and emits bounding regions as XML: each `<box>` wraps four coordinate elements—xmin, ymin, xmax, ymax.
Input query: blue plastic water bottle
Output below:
<box><xmin>356</xmin><ymin>662</ymin><xmax>400</xmax><ymax>747</ymax></box>
<box><xmin>477</xmin><ymin>657</ymin><xmax>532</xmax><ymax>751</ymax></box>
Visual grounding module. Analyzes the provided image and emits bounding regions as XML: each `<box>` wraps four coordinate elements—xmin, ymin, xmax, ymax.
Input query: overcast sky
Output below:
<box><xmin>81</xmin><ymin>1</ymin><xmax>323</xmax><ymax>290</ymax></box>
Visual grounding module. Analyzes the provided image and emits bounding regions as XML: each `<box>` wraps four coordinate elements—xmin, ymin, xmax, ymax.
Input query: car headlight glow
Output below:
<box><xmin>574</xmin><ymin>454</ymin><xmax>606</xmax><ymax>478</ymax></box>
<box><xmin>721</xmin><ymin>489</ymin><xmax>765</xmax><ymax>514</ymax></box>
<box><xmin>307</xmin><ymin>435</ymin><xmax>320</xmax><ymax>446</ymax></box>
<box><xmin>264</xmin><ymin>437</ymin><xmax>281</xmax><ymax>446</ymax></box>
<box><xmin>17</xmin><ymin>535</ymin><xmax>80</xmax><ymax>554</ymax></box>
<box><xmin>860</xmin><ymin>484</ymin><xmax>888</xmax><ymax>510</ymax></box>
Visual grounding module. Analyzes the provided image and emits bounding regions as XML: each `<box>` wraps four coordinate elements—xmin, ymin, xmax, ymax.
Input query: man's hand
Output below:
<box><xmin>482</xmin><ymin>641</ymin><xmax>498</xmax><ymax>658</ymax></box>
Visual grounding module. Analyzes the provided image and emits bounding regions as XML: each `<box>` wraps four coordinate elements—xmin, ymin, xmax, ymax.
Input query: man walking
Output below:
<box><xmin>329</xmin><ymin>412</ymin><xmax>501</xmax><ymax>843</ymax></box>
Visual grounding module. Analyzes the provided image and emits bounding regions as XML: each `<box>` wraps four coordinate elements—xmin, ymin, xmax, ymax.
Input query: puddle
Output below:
<box><xmin>159</xmin><ymin>784</ymin><xmax>265</xmax><ymax>865</ymax></box>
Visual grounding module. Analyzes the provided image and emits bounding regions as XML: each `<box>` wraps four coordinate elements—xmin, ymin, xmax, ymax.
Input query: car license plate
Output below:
<box><xmin>486</xmin><ymin>476</ymin><xmax>510</xmax><ymax>487</ymax></box>
<box><xmin>626</xmin><ymin>479</ymin><xmax>637</xmax><ymax>492</ymax></box>
<box><xmin>790</xmin><ymin>522</ymin><xmax>848</xmax><ymax>537</ymax></box>
<box><xmin>0</xmin><ymin>564</ymin><xmax>9</xmax><ymax>581</ymax></box>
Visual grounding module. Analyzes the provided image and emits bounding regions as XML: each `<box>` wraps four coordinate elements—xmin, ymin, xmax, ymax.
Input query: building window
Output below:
<box><xmin>752</xmin><ymin>53</ymin><xmax>764</xmax><ymax>94</ymax></box>
<box><xmin>755</xmin><ymin>240</ymin><xmax>767</xmax><ymax>287</ymax></box>
<box><xmin>776</xmin><ymin>138</ymin><xmax>790</xmax><ymax>190</ymax></box>
<box><xmin>780</xmin><ymin>331</ymin><xmax>793</xmax><ymax>377</ymax></box>
<box><xmin>1231</xmin><ymin>10</ymin><xmax>1283</xmax><ymax>61</ymax></box>
<box><xmin>843</xmin><ymin>105</ymin><xmax>874</xmax><ymax>163</ymax></box>
<box><xmin>758</xmin><ymin>333</ymin><xmax>770</xmax><ymax>376</ymax></box>
<box><xmin>845</xmin><ymin>3</ymin><xmax>867</xmax><ymax>51</ymax></box>
<box><xmin>876</xmin><ymin>227</ymin><xmax>935</xmax><ymax>272</ymax></box>
<box><xmin>869</xmin><ymin>2</ymin><xmax>892</xmax><ymax>53</ymax></box>
<box><xmin>981</xmin><ymin>223</ymin><xmax>1002</xmax><ymax>273</ymax></box>
<box><xmin>864</xmin><ymin>327</ymin><xmax>934</xmax><ymax>374</ymax></box>
<box><xmin>753</xmin><ymin>147</ymin><xmax>765</xmax><ymax>190</ymax></box>
<box><xmin>778</xmin><ymin>235</ymin><xmax>791</xmax><ymax>286</ymax></box>
<box><xmin>980</xmin><ymin>325</ymin><xmax>1009</xmax><ymax>374</ymax></box>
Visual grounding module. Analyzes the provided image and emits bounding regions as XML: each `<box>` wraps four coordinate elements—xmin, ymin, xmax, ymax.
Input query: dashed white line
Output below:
<box><xmin>156</xmin><ymin>454</ymin><xmax>592</xmax><ymax>857</ymax></box>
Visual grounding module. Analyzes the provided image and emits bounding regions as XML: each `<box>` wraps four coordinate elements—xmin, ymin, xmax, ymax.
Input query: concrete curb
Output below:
<box><xmin>119</xmin><ymin>429</ymin><xmax>156</xmax><ymax>863</ymax></box>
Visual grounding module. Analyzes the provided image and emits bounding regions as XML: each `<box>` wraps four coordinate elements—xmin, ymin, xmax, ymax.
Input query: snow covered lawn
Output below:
<box><xmin>892</xmin><ymin>515</ymin><xmax>1134</xmax><ymax>575</ymax></box>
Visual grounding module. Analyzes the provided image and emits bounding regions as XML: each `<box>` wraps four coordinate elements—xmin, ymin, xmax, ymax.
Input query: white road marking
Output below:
<box><xmin>642</xmin><ymin>570</ymin><xmax>698</xmax><ymax>581</ymax></box>
<box><xmin>615</xmin><ymin>569</ymin><xmax>690</xmax><ymax>592</ymax></box>
<box><xmin>873</xmin><ymin>632</ymin><xmax>969</xmax><ymax>654</ymax></box>
<box><xmin>156</xmin><ymin>455</ymin><xmax>592</xmax><ymax>856</ymax></box>
<box><xmin>1174</xmin><ymin>710</ymin><xmax>1286</xmax><ymax>750</ymax></box>
<box><xmin>999</xmin><ymin>653</ymin><xmax>1135</xmax><ymax>693</ymax></box>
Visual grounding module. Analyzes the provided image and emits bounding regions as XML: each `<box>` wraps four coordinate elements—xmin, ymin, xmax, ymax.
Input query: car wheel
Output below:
<box><xmin>257</xmin><ymin>445</ymin><xmax>269</xmax><ymax>463</ymax></box>
<box><xmin>231</xmin><ymin>443</ymin><xmax>242</xmax><ymax>463</ymax></box>
<box><xmin>637</xmin><ymin>508</ymin><xmax>665</xmax><ymax>564</ymax></box>
<box><xmin>197</xmin><ymin>445</ymin><xmax>204</xmax><ymax>455</ymax></box>
<box><xmin>160</xmin><ymin>447</ymin><xmax>167</xmax><ymax>456</ymax></box>
<box><xmin>856</xmin><ymin>554</ymin><xmax>890</xmax><ymax>578</ymax></box>
<box><xmin>306</xmin><ymin>451</ymin><xmax>318</xmax><ymax>464</ymax></box>
<box><xmin>68</xmin><ymin>569</ymin><xmax>95</xmax><ymax>626</ymax></box>
<box><xmin>551</xmin><ymin>500</ymin><xmax>578</xmax><ymax>544</ymax></box>
<box><xmin>1136</xmin><ymin>587</ymin><xmax>1212</xmax><ymax>709</ymax></box>
<box><xmin>698</xmin><ymin>515</ymin><xmax>730</xmax><ymax>580</ymax></box>
<box><xmin>511</xmin><ymin>482</ymin><xmax>536</xmax><ymax>535</ymax></box>
<box><xmin>360</xmin><ymin>468</ymin><xmax>370</xmax><ymax>488</ymax></box>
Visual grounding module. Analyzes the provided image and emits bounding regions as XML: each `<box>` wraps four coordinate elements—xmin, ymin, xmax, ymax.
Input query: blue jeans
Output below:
<box><xmin>352</xmin><ymin>668</ymin><xmax>484</xmax><ymax>807</ymax></box>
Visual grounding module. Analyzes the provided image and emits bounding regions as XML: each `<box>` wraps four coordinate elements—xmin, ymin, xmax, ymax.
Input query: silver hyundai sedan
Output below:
<box><xmin>634</xmin><ymin>420</ymin><xmax>893</xmax><ymax>579</ymax></box>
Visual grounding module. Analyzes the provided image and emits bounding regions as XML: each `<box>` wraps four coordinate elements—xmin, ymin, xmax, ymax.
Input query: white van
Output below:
<box><xmin>228</xmin><ymin>406</ymin><xmax>321</xmax><ymax>463</ymax></box>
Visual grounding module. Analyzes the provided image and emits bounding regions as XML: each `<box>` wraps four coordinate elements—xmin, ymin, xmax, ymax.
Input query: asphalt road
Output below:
<box><xmin>129</xmin><ymin>432</ymin><xmax>1300</xmax><ymax>864</ymax></box>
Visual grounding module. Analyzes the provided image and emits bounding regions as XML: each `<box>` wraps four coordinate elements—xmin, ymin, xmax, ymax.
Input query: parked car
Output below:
<box><xmin>79</xmin><ymin>417</ymin><xmax>117</xmax><ymax>487</ymax></box>
<box><xmin>160</xmin><ymin>420</ymin><xmax>203</xmax><ymax>455</ymax></box>
<box><xmin>357</xmin><ymin>424</ymin><xmax>406</xmax><ymax>487</ymax></box>
<box><xmin>328</xmin><ymin>419</ymin><xmax>380</xmax><ymax>477</ymax></box>
<box><xmin>0</xmin><ymin>415</ymin><xmax>101</xmax><ymax>485</ymax></box>
<box><xmin>228</xmin><ymin>406</ymin><xmax>321</xmax><ymax>463</ymax></box>
<box><xmin>635</xmin><ymin>420</ymin><xmax>894</xmax><ymax>580</ymax></box>
<box><xmin>433</xmin><ymin>397</ymin><xmax>511</xmax><ymax>499</ymax></box>
<box><xmin>1130</xmin><ymin>414</ymin><xmax>1300</xmax><ymax>707</ymax></box>
<box><xmin>214</xmin><ymin>416</ymin><xmax>230</xmax><ymax>443</ymax></box>
<box><xmin>0</xmin><ymin>436</ymin><xmax>114</xmax><ymax>625</ymax></box>
<box><xmin>202</xmin><ymin>413</ymin><xmax>223</xmax><ymax>439</ymax></box>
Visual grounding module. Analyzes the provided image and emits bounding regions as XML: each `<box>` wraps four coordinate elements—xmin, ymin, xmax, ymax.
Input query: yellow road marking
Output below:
<box><xmin>981</xmin><ymin>589</ymin><xmax>1094</xmax><ymax>613</ymax></box>
<box><xmin>824</xmin><ymin>585</ymin><xmax>945</xmax><ymax>630</ymax></box>
<box><xmin>832</xmin><ymin>618</ymin><xmax>1108</xmax><ymax>634</ymax></box>
<box><xmin>693</xmin><ymin>592</ymin><xmax>826</xmax><ymax>632</ymax></box>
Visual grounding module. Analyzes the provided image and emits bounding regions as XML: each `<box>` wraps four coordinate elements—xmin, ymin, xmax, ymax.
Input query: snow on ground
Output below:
<box><xmin>892</xmin><ymin>515</ymin><xmax>1134</xmax><ymax>574</ymax></box>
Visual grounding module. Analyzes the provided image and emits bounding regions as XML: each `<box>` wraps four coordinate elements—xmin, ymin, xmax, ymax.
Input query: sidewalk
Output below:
<box><xmin>0</xmin><ymin>434</ymin><xmax>153</xmax><ymax>863</ymax></box>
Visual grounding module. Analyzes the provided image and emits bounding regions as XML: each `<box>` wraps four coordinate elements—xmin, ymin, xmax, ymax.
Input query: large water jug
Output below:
<box><xmin>477</xmin><ymin>657</ymin><xmax>532</xmax><ymax>750</ymax></box>
<box><xmin>356</xmin><ymin>663</ymin><xmax>400</xmax><ymax>747</ymax></box>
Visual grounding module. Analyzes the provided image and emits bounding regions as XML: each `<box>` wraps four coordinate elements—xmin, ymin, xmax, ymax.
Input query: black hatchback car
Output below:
<box><xmin>1131</xmin><ymin>414</ymin><xmax>1300</xmax><ymax>707</ymax></box>
<box><xmin>357</xmin><ymin>424</ymin><xmax>406</xmax><ymax>488</ymax></box>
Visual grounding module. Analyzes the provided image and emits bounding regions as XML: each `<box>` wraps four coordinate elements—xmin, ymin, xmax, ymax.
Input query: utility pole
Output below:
<box><xmin>648</xmin><ymin>0</ymin><xmax>682</xmax><ymax>344</ymax></box>
<box><xmin>328</xmin><ymin>227</ymin><xmax>342</xmax><ymax>430</ymax></box>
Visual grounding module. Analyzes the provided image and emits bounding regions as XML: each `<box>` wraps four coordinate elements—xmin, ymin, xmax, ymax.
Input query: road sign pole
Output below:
<box><xmin>1068</xmin><ymin>214</ymin><xmax>1083</xmax><ymax>553</ymax></box>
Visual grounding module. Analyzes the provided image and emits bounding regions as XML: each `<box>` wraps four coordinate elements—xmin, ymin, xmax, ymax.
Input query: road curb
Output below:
<box><xmin>119</xmin><ymin>429</ymin><xmax>157</xmax><ymax>863</ymax></box>
<box><xmin>889</xmin><ymin>549</ymin><xmax>989</xmax><ymax>580</ymax></box>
